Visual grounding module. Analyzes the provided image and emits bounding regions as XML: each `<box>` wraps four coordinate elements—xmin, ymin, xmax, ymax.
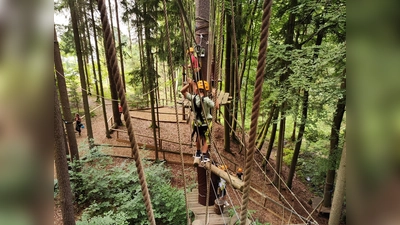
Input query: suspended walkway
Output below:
<box><xmin>188</xmin><ymin>188</ymin><xmax>231</xmax><ymax>225</ymax></box>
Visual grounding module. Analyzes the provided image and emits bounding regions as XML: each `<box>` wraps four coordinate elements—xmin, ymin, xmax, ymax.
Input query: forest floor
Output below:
<box><xmin>54</xmin><ymin>96</ymin><xmax>331</xmax><ymax>225</ymax></box>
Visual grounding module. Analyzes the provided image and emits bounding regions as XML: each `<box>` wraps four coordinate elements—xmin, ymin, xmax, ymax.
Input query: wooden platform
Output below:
<box><xmin>215</xmin><ymin>89</ymin><xmax>231</xmax><ymax>106</ymax></box>
<box><xmin>129</xmin><ymin>106</ymin><xmax>187</xmax><ymax>123</ymax></box>
<box><xmin>188</xmin><ymin>189</ymin><xmax>231</xmax><ymax>225</ymax></box>
<box><xmin>311</xmin><ymin>197</ymin><xmax>331</xmax><ymax>214</ymax></box>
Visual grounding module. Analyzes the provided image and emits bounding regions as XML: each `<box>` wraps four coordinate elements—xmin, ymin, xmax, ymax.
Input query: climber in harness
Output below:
<box><xmin>181</xmin><ymin>78</ymin><xmax>218</xmax><ymax>162</ymax></box>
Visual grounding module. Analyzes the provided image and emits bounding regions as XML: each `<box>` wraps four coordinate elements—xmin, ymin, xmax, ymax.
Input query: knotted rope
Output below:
<box><xmin>239</xmin><ymin>0</ymin><xmax>273</xmax><ymax>224</ymax></box>
<box><xmin>96</xmin><ymin>0</ymin><xmax>156</xmax><ymax>224</ymax></box>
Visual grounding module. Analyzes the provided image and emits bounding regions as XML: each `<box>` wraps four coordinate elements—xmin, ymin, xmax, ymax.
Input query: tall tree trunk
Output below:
<box><xmin>287</xmin><ymin>22</ymin><xmax>325</xmax><ymax>188</ymax></box>
<box><xmin>54</xmin><ymin>82</ymin><xmax>76</xmax><ymax>225</ymax></box>
<box><xmin>265</xmin><ymin>107</ymin><xmax>279</xmax><ymax>162</ymax></box>
<box><xmin>143</xmin><ymin>4</ymin><xmax>159</xmax><ymax>155</ymax></box>
<box><xmin>68</xmin><ymin>0</ymin><xmax>94</xmax><ymax>145</ymax></box>
<box><xmin>137</xmin><ymin>21</ymin><xmax>147</xmax><ymax>104</ymax></box>
<box><xmin>273</xmin><ymin>107</ymin><xmax>286</xmax><ymax>189</ymax></box>
<box><xmin>195</xmin><ymin>0</ymin><xmax>209</xmax><ymax>81</ymax></box>
<box><xmin>323</xmin><ymin>75</ymin><xmax>346</xmax><ymax>207</ymax></box>
<box><xmin>256</xmin><ymin>106</ymin><xmax>275</xmax><ymax>151</ymax></box>
<box><xmin>102</xmin><ymin>0</ymin><xmax>122</xmax><ymax>127</ymax></box>
<box><xmin>287</xmin><ymin>90</ymin><xmax>308</xmax><ymax>188</ymax></box>
<box><xmin>230</xmin><ymin>1</ymin><xmax>240</xmax><ymax>136</ymax></box>
<box><xmin>78</xmin><ymin>3</ymin><xmax>92</xmax><ymax>96</ymax></box>
<box><xmin>106</xmin><ymin>58</ymin><xmax>123</xmax><ymax>127</ymax></box>
<box><xmin>291</xmin><ymin>121</ymin><xmax>297</xmax><ymax>142</ymax></box>
<box><xmin>163</xmin><ymin>62</ymin><xmax>168</xmax><ymax>103</ymax></box>
<box><xmin>114</xmin><ymin>0</ymin><xmax>126</xmax><ymax>91</ymax></box>
<box><xmin>107</xmin><ymin>0</ymin><xmax>115</xmax><ymax>38</ymax></box>
<box><xmin>90</xmin><ymin>0</ymin><xmax>111</xmax><ymax>138</ymax></box>
<box><xmin>241</xmin><ymin>20</ymin><xmax>257</xmax><ymax>155</ymax></box>
<box><xmin>223</xmin><ymin>12</ymin><xmax>232</xmax><ymax>153</ymax></box>
<box><xmin>54</xmin><ymin>26</ymin><xmax>79</xmax><ymax>161</ymax></box>
<box><xmin>83</xmin><ymin>3</ymin><xmax>100</xmax><ymax>101</ymax></box>
<box><xmin>329</xmin><ymin>141</ymin><xmax>346</xmax><ymax>225</ymax></box>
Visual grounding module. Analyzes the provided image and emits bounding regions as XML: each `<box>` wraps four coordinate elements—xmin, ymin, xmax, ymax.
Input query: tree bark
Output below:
<box><xmin>83</xmin><ymin>2</ymin><xmax>100</xmax><ymax>101</ymax></box>
<box><xmin>105</xmin><ymin>0</ymin><xmax>123</xmax><ymax>127</ymax></box>
<box><xmin>256</xmin><ymin>106</ymin><xmax>275</xmax><ymax>151</ymax></box>
<box><xmin>323</xmin><ymin>75</ymin><xmax>346</xmax><ymax>207</ymax></box>
<box><xmin>143</xmin><ymin>4</ymin><xmax>159</xmax><ymax>156</ymax></box>
<box><xmin>265</xmin><ymin>107</ymin><xmax>279</xmax><ymax>162</ymax></box>
<box><xmin>54</xmin><ymin>26</ymin><xmax>80</xmax><ymax>162</ymax></box>
<box><xmin>195</xmin><ymin>0</ymin><xmax>209</xmax><ymax>81</ymax></box>
<box><xmin>89</xmin><ymin>0</ymin><xmax>111</xmax><ymax>138</ymax></box>
<box><xmin>287</xmin><ymin>90</ymin><xmax>308</xmax><ymax>188</ymax></box>
<box><xmin>54</xmin><ymin>82</ymin><xmax>76</xmax><ymax>225</ymax></box>
<box><xmin>223</xmin><ymin>12</ymin><xmax>232</xmax><ymax>153</ymax></box>
<box><xmin>78</xmin><ymin>3</ymin><xmax>92</xmax><ymax>97</ymax></box>
<box><xmin>68</xmin><ymin>0</ymin><xmax>94</xmax><ymax>145</ymax></box>
<box><xmin>273</xmin><ymin>107</ymin><xmax>285</xmax><ymax>188</ymax></box>
<box><xmin>329</xmin><ymin>141</ymin><xmax>346</xmax><ymax>225</ymax></box>
<box><xmin>106</xmin><ymin>60</ymin><xmax>122</xmax><ymax>127</ymax></box>
<box><xmin>114</xmin><ymin>0</ymin><xmax>126</xmax><ymax>91</ymax></box>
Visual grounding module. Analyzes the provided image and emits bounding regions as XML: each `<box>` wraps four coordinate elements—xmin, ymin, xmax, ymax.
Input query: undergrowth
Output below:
<box><xmin>68</xmin><ymin>151</ymin><xmax>187</xmax><ymax>225</ymax></box>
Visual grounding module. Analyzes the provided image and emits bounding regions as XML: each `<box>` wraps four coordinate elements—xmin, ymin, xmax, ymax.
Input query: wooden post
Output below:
<box><xmin>204</xmin><ymin>162</ymin><xmax>245</xmax><ymax>191</ymax></box>
<box><xmin>182</xmin><ymin>102</ymin><xmax>186</xmax><ymax>120</ymax></box>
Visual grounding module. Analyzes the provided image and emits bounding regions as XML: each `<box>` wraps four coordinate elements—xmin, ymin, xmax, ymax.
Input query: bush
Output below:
<box><xmin>69</xmin><ymin>152</ymin><xmax>187</xmax><ymax>224</ymax></box>
<box><xmin>283</xmin><ymin>148</ymin><xmax>294</xmax><ymax>166</ymax></box>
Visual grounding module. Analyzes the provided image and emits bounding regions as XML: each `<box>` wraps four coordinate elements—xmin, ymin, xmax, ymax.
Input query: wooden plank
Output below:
<box><xmin>188</xmin><ymin>189</ymin><xmax>231</xmax><ymax>225</ymax></box>
<box><xmin>116</xmin><ymin>139</ymin><xmax>156</xmax><ymax>150</ymax></box>
<box><xmin>217</xmin><ymin>90</ymin><xmax>225</xmax><ymax>105</ymax></box>
<box><xmin>221</xmin><ymin>93</ymin><xmax>230</xmax><ymax>104</ymax></box>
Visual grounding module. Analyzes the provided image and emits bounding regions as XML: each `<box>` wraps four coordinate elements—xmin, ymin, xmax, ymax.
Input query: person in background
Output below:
<box><xmin>119</xmin><ymin>104</ymin><xmax>123</xmax><ymax>120</ymax></box>
<box><xmin>75</xmin><ymin>113</ymin><xmax>82</xmax><ymax>136</ymax></box>
<box><xmin>218</xmin><ymin>165</ymin><xmax>229</xmax><ymax>206</ymax></box>
<box><xmin>187</xmin><ymin>47</ymin><xmax>200</xmax><ymax>76</ymax></box>
<box><xmin>237</xmin><ymin>168</ymin><xmax>243</xmax><ymax>180</ymax></box>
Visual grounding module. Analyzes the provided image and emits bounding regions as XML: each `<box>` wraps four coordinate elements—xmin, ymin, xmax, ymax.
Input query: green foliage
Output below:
<box><xmin>66</xmin><ymin>75</ymin><xmax>82</xmax><ymax>114</ymax></box>
<box><xmin>283</xmin><ymin>148</ymin><xmax>294</xmax><ymax>166</ymax></box>
<box><xmin>227</xmin><ymin>207</ymin><xmax>270</xmax><ymax>225</ymax></box>
<box><xmin>77</xmin><ymin>211</ymin><xmax>129</xmax><ymax>225</ymax></box>
<box><xmin>69</xmin><ymin>151</ymin><xmax>187</xmax><ymax>224</ymax></box>
<box><xmin>297</xmin><ymin>140</ymin><xmax>330</xmax><ymax>195</ymax></box>
<box><xmin>90</xmin><ymin>111</ymin><xmax>96</xmax><ymax>118</ymax></box>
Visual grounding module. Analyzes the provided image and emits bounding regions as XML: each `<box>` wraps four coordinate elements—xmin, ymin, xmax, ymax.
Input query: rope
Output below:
<box><xmin>219</xmin><ymin>109</ymin><xmax>318</xmax><ymax>224</ymax></box>
<box><xmin>55</xmin><ymin>69</ymin><xmax>169</xmax><ymax>104</ymax></box>
<box><xmin>96</xmin><ymin>0</ymin><xmax>156</xmax><ymax>224</ymax></box>
<box><xmin>161</xmin><ymin>0</ymin><xmax>191</xmax><ymax>224</ymax></box>
<box><xmin>176</xmin><ymin>0</ymin><xmax>197</xmax><ymax>45</ymax></box>
<box><xmin>239</xmin><ymin>0</ymin><xmax>272</xmax><ymax>224</ymax></box>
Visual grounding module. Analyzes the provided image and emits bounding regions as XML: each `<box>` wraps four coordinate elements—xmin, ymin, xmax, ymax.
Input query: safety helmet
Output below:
<box><xmin>237</xmin><ymin>168</ymin><xmax>243</xmax><ymax>173</ymax></box>
<box><xmin>219</xmin><ymin>165</ymin><xmax>228</xmax><ymax>171</ymax></box>
<box><xmin>197</xmin><ymin>80</ymin><xmax>210</xmax><ymax>91</ymax></box>
<box><xmin>189</xmin><ymin>47</ymin><xmax>194</xmax><ymax>53</ymax></box>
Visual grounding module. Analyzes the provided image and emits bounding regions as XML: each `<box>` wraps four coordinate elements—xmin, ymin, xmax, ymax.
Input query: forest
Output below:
<box><xmin>54</xmin><ymin>0</ymin><xmax>346</xmax><ymax>224</ymax></box>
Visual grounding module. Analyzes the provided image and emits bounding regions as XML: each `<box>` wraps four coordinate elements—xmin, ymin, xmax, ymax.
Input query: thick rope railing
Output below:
<box><xmin>161</xmin><ymin>0</ymin><xmax>191</xmax><ymax>224</ymax></box>
<box><xmin>96</xmin><ymin>0</ymin><xmax>156</xmax><ymax>224</ymax></box>
<box><xmin>239</xmin><ymin>0</ymin><xmax>273</xmax><ymax>224</ymax></box>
